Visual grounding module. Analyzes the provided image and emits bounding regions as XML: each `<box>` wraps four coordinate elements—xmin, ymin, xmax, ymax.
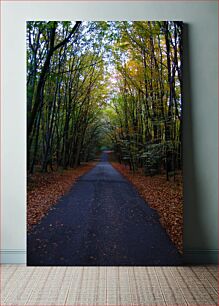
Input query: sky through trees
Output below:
<box><xmin>27</xmin><ymin>21</ymin><xmax>183</xmax><ymax>180</ymax></box>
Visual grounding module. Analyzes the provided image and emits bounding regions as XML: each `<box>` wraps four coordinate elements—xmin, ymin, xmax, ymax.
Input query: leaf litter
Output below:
<box><xmin>111</xmin><ymin>162</ymin><xmax>183</xmax><ymax>253</ymax></box>
<box><xmin>27</xmin><ymin>163</ymin><xmax>95</xmax><ymax>231</ymax></box>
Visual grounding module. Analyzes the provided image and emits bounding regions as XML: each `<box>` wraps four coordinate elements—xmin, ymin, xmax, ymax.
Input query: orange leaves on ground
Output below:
<box><xmin>112</xmin><ymin>162</ymin><xmax>183</xmax><ymax>254</ymax></box>
<box><xmin>27</xmin><ymin>163</ymin><xmax>95</xmax><ymax>231</ymax></box>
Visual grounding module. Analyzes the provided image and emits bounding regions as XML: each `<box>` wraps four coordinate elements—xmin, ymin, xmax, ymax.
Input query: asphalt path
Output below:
<box><xmin>27</xmin><ymin>153</ymin><xmax>182</xmax><ymax>266</ymax></box>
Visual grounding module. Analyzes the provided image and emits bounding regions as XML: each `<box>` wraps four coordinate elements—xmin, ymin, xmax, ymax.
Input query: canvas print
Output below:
<box><xmin>27</xmin><ymin>21</ymin><xmax>183</xmax><ymax>266</ymax></box>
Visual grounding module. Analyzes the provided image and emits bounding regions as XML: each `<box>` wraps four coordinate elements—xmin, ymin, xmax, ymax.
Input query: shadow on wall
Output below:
<box><xmin>183</xmin><ymin>24</ymin><xmax>212</xmax><ymax>264</ymax></box>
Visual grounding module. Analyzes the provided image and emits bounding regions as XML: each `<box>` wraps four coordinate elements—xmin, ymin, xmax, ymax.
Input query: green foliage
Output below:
<box><xmin>26</xmin><ymin>21</ymin><xmax>183</xmax><ymax>179</ymax></box>
<box><xmin>104</xmin><ymin>21</ymin><xmax>183</xmax><ymax>178</ymax></box>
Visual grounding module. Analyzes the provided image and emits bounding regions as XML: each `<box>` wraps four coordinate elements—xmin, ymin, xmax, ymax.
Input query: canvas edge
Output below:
<box><xmin>0</xmin><ymin>249</ymin><xmax>217</xmax><ymax>264</ymax></box>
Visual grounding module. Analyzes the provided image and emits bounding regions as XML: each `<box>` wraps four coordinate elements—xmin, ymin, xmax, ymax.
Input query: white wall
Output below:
<box><xmin>1</xmin><ymin>1</ymin><xmax>218</xmax><ymax>263</ymax></box>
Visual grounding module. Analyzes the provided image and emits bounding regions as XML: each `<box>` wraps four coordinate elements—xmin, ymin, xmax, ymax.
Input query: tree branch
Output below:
<box><xmin>53</xmin><ymin>21</ymin><xmax>82</xmax><ymax>52</ymax></box>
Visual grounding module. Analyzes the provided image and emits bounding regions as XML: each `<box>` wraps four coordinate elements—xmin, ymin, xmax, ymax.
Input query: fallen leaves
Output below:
<box><xmin>27</xmin><ymin>163</ymin><xmax>96</xmax><ymax>231</ymax></box>
<box><xmin>111</xmin><ymin>162</ymin><xmax>183</xmax><ymax>254</ymax></box>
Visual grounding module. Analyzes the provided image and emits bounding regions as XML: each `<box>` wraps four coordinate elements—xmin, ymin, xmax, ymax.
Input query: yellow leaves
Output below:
<box><xmin>126</xmin><ymin>59</ymin><xmax>143</xmax><ymax>78</ymax></box>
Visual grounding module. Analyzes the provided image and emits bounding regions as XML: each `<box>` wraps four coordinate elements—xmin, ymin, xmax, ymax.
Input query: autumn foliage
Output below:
<box><xmin>27</xmin><ymin>163</ymin><xmax>95</xmax><ymax>231</ymax></box>
<box><xmin>111</xmin><ymin>162</ymin><xmax>183</xmax><ymax>253</ymax></box>
<box><xmin>26</xmin><ymin>21</ymin><xmax>183</xmax><ymax>256</ymax></box>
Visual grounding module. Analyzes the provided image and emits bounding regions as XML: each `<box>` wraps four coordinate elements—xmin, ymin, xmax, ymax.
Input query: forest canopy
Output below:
<box><xmin>27</xmin><ymin>21</ymin><xmax>183</xmax><ymax>180</ymax></box>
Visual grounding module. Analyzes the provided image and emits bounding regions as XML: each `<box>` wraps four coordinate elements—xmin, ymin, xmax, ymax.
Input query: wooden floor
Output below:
<box><xmin>1</xmin><ymin>265</ymin><xmax>218</xmax><ymax>305</ymax></box>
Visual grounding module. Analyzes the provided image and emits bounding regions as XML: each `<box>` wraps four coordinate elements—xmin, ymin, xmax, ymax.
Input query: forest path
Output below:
<box><xmin>27</xmin><ymin>153</ymin><xmax>182</xmax><ymax>266</ymax></box>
